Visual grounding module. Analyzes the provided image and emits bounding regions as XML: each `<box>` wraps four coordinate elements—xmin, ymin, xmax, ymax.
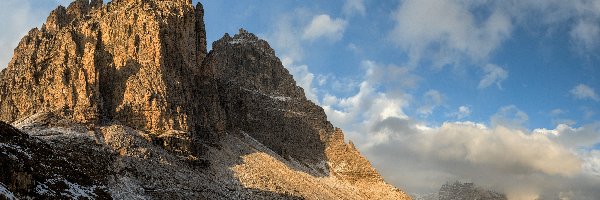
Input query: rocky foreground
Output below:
<box><xmin>0</xmin><ymin>0</ymin><xmax>410</xmax><ymax>199</ymax></box>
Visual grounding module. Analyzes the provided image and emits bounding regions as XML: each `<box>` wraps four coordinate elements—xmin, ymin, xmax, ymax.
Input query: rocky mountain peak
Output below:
<box><xmin>209</xmin><ymin>28</ymin><xmax>302</xmax><ymax>101</ymax></box>
<box><xmin>44</xmin><ymin>0</ymin><xmax>102</xmax><ymax>32</ymax></box>
<box><xmin>1</xmin><ymin>0</ymin><xmax>216</xmax><ymax>137</ymax></box>
<box><xmin>0</xmin><ymin>1</ymin><xmax>411</xmax><ymax>199</ymax></box>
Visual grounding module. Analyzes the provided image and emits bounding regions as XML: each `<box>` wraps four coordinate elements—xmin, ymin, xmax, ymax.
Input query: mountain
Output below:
<box><xmin>411</xmin><ymin>182</ymin><xmax>507</xmax><ymax>200</ymax></box>
<box><xmin>0</xmin><ymin>0</ymin><xmax>410</xmax><ymax>199</ymax></box>
<box><xmin>438</xmin><ymin>181</ymin><xmax>506</xmax><ymax>200</ymax></box>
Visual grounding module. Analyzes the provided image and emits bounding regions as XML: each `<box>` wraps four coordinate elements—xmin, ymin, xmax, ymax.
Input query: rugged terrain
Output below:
<box><xmin>412</xmin><ymin>182</ymin><xmax>507</xmax><ymax>200</ymax></box>
<box><xmin>0</xmin><ymin>0</ymin><xmax>410</xmax><ymax>199</ymax></box>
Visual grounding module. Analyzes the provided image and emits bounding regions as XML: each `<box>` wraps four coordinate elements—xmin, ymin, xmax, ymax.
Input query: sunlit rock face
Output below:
<box><xmin>0</xmin><ymin>0</ymin><xmax>221</xmax><ymax>138</ymax></box>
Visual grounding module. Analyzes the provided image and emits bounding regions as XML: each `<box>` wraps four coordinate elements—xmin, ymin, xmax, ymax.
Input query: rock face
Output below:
<box><xmin>0</xmin><ymin>0</ymin><xmax>223</xmax><ymax>139</ymax></box>
<box><xmin>207</xmin><ymin>30</ymin><xmax>332</xmax><ymax>168</ymax></box>
<box><xmin>0</xmin><ymin>117</ymin><xmax>113</xmax><ymax>199</ymax></box>
<box><xmin>0</xmin><ymin>0</ymin><xmax>410</xmax><ymax>199</ymax></box>
<box><xmin>438</xmin><ymin>182</ymin><xmax>507</xmax><ymax>200</ymax></box>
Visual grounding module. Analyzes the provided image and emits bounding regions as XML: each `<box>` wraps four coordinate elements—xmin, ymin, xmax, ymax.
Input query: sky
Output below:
<box><xmin>1</xmin><ymin>0</ymin><xmax>600</xmax><ymax>199</ymax></box>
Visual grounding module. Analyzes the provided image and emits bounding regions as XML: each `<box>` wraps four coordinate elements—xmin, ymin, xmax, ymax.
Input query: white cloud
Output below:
<box><xmin>343</xmin><ymin>0</ymin><xmax>366</xmax><ymax>16</ymax></box>
<box><xmin>551</xmin><ymin>108</ymin><xmax>566</xmax><ymax>116</ymax></box>
<box><xmin>491</xmin><ymin>105</ymin><xmax>529</xmax><ymax>128</ymax></box>
<box><xmin>534</xmin><ymin>122</ymin><xmax>600</xmax><ymax>148</ymax></box>
<box><xmin>418</xmin><ymin>90</ymin><xmax>444</xmax><ymax>117</ymax></box>
<box><xmin>389</xmin><ymin>0</ymin><xmax>512</xmax><ymax>67</ymax></box>
<box><xmin>500</xmin><ymin>0</ymin><xmax>600</xmax><ymax>54</ymax></box>
<box><xmin>319</xmin><ymin>57</ymin><xmax>600</xmax><ymax>198</ymax></box>
<box><xmin>322</xmin><ymin>60</ymin><xmax>414</xmax><ymax>148</ymax></box>
<box><xmin>571</xmin><ymin>84</ymin><xmax>600</xmax><ymax>101</ymax></box>
<box><xmin>421</xmin><ymin>123</ymin><xmax>581</xmax><ymax>176</ymax></box>
<box><xmin>478</xmin><ymin>64</ymin><xmax>508</xmax><ymax>89</ymax></box>
<box><xmin>364</xmin><ymin>120</ymin><xmax>592</xmax><ymax>198</ymax></box>
<box><xmin>270</xmin><ymin>14</ymin><xmax>305</xmax><ymax>62</ymax></box>
<box><xmin>362</xmin><ymin>60</ymin><xmax>420</xmax><ymax>90</ymax></box>
<box><xmin>317</xmin><ymin>56</ymin><xmax>600</xmax><ymax>198</ymax></box>
<box><xmin>581</xmin><ymin>150</ymin><xmax>600</xmax><ymax>177</ymax></box>
<box><xmin>448</xmin><ymin>105</ymin><xmax>472</xmax><ymax>119</ymax></box>
<box><xmin>302</xmin><ymin>14</ymin><xmax>347</xmax><ymax>42</ymax></box>
<box><xmin>281</xmin><ymin>57</ymin><xmax>319</xmax><ymax>103</ymax></box>
<box><xmin>267</xmin><ymin>11</ymin><xmax>325</xmax><ymax>104</ymax></box>
<box><xmin>571</xmin><ymin>19</ymin><xmax>600</xmax><ymax>51</ymax></box>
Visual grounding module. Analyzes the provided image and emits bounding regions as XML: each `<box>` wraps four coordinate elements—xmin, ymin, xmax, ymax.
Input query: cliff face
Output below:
<box><xmin>0</xmin><ymin>0</ymin><xmax>223</xmax><ymax>139</ymax></box>
<box><xmin>0</xmin><ymin>0</ymin><xmax>410</xmax><ymax>199</ymax></box>
<box><xmin>207</xmin><ymin>30</ymin><xmax>332</xmax><ymax>168</ymax></box>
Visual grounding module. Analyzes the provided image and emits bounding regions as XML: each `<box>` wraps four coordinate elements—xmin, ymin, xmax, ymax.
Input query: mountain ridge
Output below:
<box><xmin>0</xmin><ymin>0</ymin><xmax>410</xmax><ymax>199</ymax></box>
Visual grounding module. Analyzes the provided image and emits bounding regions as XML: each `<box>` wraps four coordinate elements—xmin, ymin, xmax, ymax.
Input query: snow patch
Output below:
<box><xmin>0</xmin><ymin>142</ymin><xmax>32</xmax><ymax>159</ymax></box>
<box><xmin>228</xmin><ymin>38</ymin><xmax>257</xmax><ymax>45</ymax></box>
<box><xmin>35</xmin><ymin>183</ymin><xmax>50</xmax><ymax>196</ymax></box>
<box><xmin>241</xmin><ymin>87</ymin><xmax>292</xmax><ymax>102</ymax></box>
<box><xmin>43</xmin><ymin>178</ymin><xmax>98</xmax><ymax>199</ymax></box>
<box><xmin>63</xmin><ymin>180</ymin><xmax>97</xmax><ymax>199</ymax></box>
<box><xmin>0</xmin><ymin>183</ymin><xmax>17</xmax><ymax>200</ymax></box>
<box><xmin>270</xmin><ymin>95</ymin><xmax>291</xmax><ymax>102</ymax></box>
<box><xmin>228</xmin><ymin>38</ymin><xmax>245</xmax><ymax>44</ymax></box>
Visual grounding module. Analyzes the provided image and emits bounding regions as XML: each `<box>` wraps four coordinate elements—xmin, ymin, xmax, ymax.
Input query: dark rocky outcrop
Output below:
<box><xmin>206</xmin><ymin>29</ymin><xmax>333</xmax><ymax>169</ymax></box>
<box><xmin>0</xmin><ymin>120</ymin><xmax>114</xmax><ymax>199</ymax></box>
<box><xmin>439</xmin><ymin>182</ymin><xmax>507</xmax><ymax>200</ymax></box>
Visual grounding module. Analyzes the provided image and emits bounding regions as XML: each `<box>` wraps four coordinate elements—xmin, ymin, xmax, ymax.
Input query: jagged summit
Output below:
<box><xmin>1</xmin><ymin>0</ymin><xmax>218</xmax><ymax>137</ymax></box>
<box><xmin>0</xmin><ymin>1</ymin><xmax>411</xmax><ymax>199</ymax></box>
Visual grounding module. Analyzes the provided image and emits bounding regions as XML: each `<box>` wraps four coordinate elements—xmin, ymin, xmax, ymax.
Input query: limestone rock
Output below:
<box><xmin>206</xmin><ymin>29</ymin><xmax>410</xmax><ymax>199</ymax></box>
<box><xmin>0</xmin><ymin>1</ymin><xmax>411</xmax><ymax>199</ymax></box>
<box><xmin>0</xmin><ymin>0</ymin><xmax>223</xmax><ymax>140</ymax></box>
<box><xmin>206</xmin><ymin>29</ymin><xmax>333</xmax><ymax>168</ymax></box>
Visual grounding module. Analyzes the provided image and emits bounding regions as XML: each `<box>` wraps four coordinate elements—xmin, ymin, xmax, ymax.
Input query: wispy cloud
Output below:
<box><xmin>447</xmin><ymin>105</ymin><xmax>472</xmax><ymax>119</ymax></box>
<box><xmin>388</xmin><ymin>0</ymin><xmax>512</xmax><ymax>67</ymax></box>
<box><xmin>302</xmin><ymin>14</ymin><xmax>347</xmax><ymax>42</ymax></box>
<box><xmin>478</xmin><ymin>64</ymin><xmax>508</xmax><ymax>89</ymax></box>
<box><xmin>571</xmin><ymin>19</ymin><xmax>600</xmax><ymax>51</ymax></box>
<box><xmin>491</xmin><ymin>105</ymin><xmax>529</xmax><ymax>128</ymax></box>
<box><xmin>365</xmin><ymin>120</ymin><xmax>600</xmax><ymax>199</ymax></box>
<box><xmin>418</xmin><ymin>90</ymin><xmax>444</xmax><ymax>117</ymax></box>
<box><xmin>342</xmin><ymin>0</ymin><xmax>366</xmax><ymax>17</ymax></box>
<box><xmin>571</xmin><ymin>84</ymin><xmax>600</xmax><ymax>101</ymax></box>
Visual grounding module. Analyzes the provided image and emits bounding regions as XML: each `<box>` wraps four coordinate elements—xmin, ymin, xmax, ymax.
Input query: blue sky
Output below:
<box><xmin>198</xmin><ymin>0</ymin><xmax>600</xmax><ymax>130</ymax></box>
<box><xmin>2</xmin><ymin>0</ymin><xmax>600</xmax><ymax>199</ymax></box>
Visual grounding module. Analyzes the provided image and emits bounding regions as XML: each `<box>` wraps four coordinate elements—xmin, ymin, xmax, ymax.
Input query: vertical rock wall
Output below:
<box><xmin>0</xmin><ymin>0</ymin><xmax>223</xmax><ymax>139</ymax></box>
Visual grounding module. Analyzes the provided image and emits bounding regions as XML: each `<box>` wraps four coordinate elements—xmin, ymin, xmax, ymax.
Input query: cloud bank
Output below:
<box><xmin>320</xmin><ymin>60</ymin><xmax>600</xmax><ymax>199</ymax></box>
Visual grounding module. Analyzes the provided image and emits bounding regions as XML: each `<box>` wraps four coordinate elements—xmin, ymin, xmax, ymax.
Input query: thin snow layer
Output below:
<box><xmin>228</xmin><ymin>38</ymin><xmax>257</xmax><ymax>45</ymax></box>
<box><xmin>0</xmin><ymin>183</ymin><xmax>16</xmax><ymax>200</ymax></box>
<box><xmin>64</xmin><ymin>180</ymin><xmax>98</xmax><ymax>199</ymax></box>
<box><xmin>0</xmin><ymin>142</ymin><xmax>32</xmax><ymax>159</ymax></box>
<box><xmin>41</xmin><ymin>178</ymin><xmax>99</xmax><ymax>199</ymax></box>
<box><xmin>241</xmin><ymin>87</ymin><xmax>292</xmax><ymax>102</ymax></box>
<box><xmin>270</xmin><ymin>95</ymin><xmax>291</xmax><ymax>102</ymax></box>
